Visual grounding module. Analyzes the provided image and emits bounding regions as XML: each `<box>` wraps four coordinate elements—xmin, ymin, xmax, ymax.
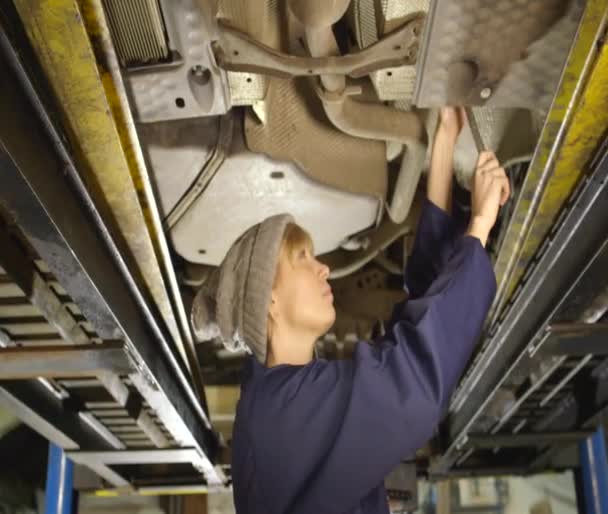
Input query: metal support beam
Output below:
<box><xmin>66</xmin><ymin>448</ymin><xmax>202</xmax><ymax>465</ymax></box>
<box><xmin>96</xmin><ymin>371</ymin><xmax>169</xmax><ymax>448</ymax></box>
<box><xmin>436</xmin><ymin>134</ymin><xmax>608</xmax><ymax>475</ymax></box>
<box><xmin>0</xmin><ymin>343</ymin><xmax>132</xmax><ymax>379</ymax></box>
<box><xmin>133</xmin><ymin>410</ymin><xmax>169</xmax><ymax>448</ymax></box>
<box><xmin>11</xmin><ymin>0</ymin><xmax>191</xmax><ymax>377</ymax></box>
<box><xmin>579</xmin><ymin>427</ymin><xmax>608</xmax><ymax>514</ymax></box>
<box><xmin>467</xmin><ymin>431</ymin><xmax>594</xmax><ymax>449</ymax></box>
<box><xmin>529</xmin><ymin>370</ymin><xmax>608</xmax><ymax>473</ymax></box>
<box><xmin>65</xmin><ymin>448</ymin><xmax>206</xmax><ymax>489</ymax></box>
<box><xmin>0</xmin><ymin>227</ymin><xmax>89</xmax><ymax>346</ymax></box>
<box><xmin>68</xmin><ymin>461</ymin><xmax>130</xmax><ymax>490</ymax></box>
<box><xmin>213</xmin><ymin>17</ymin><xmax>423</xmax><ymax>78</ymax></box>
<box><xmin>0</xmin><ymin>10</ymin><xmax>219</xmax><ymax>482</ymax></box>
<box><xmin>436</xmin><ymin>467</ymin><xmax>529</xmax><ymax>479</ymax></box>
<box><xmin>0</xmin><ymin>380</ymin><xmax>119</xmax><ymax>451</ymax></box>
<box><xmin>539</xmin><ymin>323</ymin><xmax>608</xmax><ymax>357</ymax></box>
<box><xmin>45</xmin><ymin>443</ymin><xmax>74</xmax><ymax>514</ymax></box>
<box><xmin>136</xmin><ymin>484</ymin><xmax>212</xmax><ymax>495</ymax></box>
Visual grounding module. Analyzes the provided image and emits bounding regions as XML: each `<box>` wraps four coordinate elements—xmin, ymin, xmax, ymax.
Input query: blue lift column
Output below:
<box><xmin>579</xmin><ymin>427</ymin><xmax>608</xmax><ymax>514</ymax></box>
<box><xmin>45</xmin><ymin>443</ymin><xmax>74</xmax><ymax>514</ymax></box>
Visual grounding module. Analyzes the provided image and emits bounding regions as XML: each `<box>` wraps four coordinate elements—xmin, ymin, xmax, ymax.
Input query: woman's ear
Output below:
<box><xmin>268</xmin><ymin>290</ymin><xmax>279</xmax><ymax>322</ymax></box>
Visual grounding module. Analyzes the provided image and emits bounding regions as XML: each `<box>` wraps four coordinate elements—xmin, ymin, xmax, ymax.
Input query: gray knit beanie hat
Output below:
<box><xmin>191</xmin><ymin>214</ymin><xmax>294</xmax><ymax>364</ymax></box>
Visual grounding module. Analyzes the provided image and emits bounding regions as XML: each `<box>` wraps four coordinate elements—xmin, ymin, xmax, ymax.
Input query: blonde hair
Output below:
<box><xmin>281</xmin><ymin>222</ymin><xmax>314</xmax><ymax>264</ymax></box>
<box><xmin>268</xmin><ymin>223</ymin><xmax>313</xmax><ymax>344</ymax></box>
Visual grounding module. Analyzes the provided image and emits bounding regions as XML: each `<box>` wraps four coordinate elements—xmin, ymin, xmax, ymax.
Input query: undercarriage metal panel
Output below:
<box><xmin>414</xmin><ymin>0</ymin><xmax>584</xmax><ymax>109</ymax></box>
<box><xmin>138</xmin><ymin>116</ymin><xmax>221</xmax><ymax>219</ymax></box>
<box><xmin>245</xmin><ymin>78</ymin><xmax>388</xmax><ymax>200</ymax></box>
<box><xmin>171</xmin><ymin>122</ymin><xmax>381</xmax><ymax>266</ymax></box>
<box><xmin>110</xmin><ymin>0</ymin><xmax>231</xmax><ymax>120</ymax></box>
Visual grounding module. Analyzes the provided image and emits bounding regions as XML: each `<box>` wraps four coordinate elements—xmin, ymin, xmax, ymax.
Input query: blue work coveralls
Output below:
<box><xmin>231</xmin><ymin>198</ymin><xmax>497</xmax><ymax>514</ymax></box>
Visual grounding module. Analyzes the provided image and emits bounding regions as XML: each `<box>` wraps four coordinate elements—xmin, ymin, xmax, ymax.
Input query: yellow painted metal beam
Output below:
<box><xmin>89</xmin><ymin>486</ymin><xmax>211</xmax><ymax>497</ymax></box>
<box><xmin>11</xmin><ymin>0</ymin><xmax>195</xmax><ymax>377</ymax></box>
<box><xmin>490</xmin><ymin>0</ymin><xmax>608</xmax><ymax>323</ymax></box>
<box><xmin>76</xmin><ymin>0</ymin><xmax>209</xmax><ymax>404</ymax></box>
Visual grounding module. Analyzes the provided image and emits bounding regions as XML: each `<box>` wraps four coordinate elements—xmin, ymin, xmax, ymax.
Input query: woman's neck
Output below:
<box><xmin>265</xmin><ymin>325</ymin><xmax>316</xmax><ymax>367</ymax></box>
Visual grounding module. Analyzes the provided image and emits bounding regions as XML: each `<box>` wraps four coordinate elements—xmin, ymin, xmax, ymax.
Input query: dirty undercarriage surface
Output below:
<box><xmin>106</xmin><ymin>0</ymin><xmax>580</xmax><ymax>356</ymax></box>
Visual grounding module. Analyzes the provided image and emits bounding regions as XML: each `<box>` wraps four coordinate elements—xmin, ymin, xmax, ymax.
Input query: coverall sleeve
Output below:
<box><xmin>289</xmin><ymin>235</ymin><xmax>496</xmax><ymax>514</ymax></box>
<box><xmin>404</xmin><ymin>197</ymin><xmax>462</xmax><ymax>298</ymax></box>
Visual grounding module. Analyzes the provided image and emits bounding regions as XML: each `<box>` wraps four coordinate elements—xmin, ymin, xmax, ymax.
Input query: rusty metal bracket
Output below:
<box><xmin>212</xmin><ymin>16</ymin><xmax>423</xmax><ymax>79</ymax></box>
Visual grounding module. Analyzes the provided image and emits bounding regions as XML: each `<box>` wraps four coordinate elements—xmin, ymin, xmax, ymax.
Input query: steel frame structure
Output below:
<box><xmin>0</xmin><ymin>4</ymin><xmax>221</xmax><ymax>490</ymax></box>
<box><xmin>434</xmin><ymin>137</ymin><xmax>608</xmax><ymax>477</ymax></box>
<box><xmin>0</xmin><ymin>0</ymin><xmax>607</xmax><ymax>493</ymax></box>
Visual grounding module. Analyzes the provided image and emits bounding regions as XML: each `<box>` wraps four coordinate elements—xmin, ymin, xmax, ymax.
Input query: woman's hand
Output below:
<box><xmin>467</xmin><ymin>151</ymin><xmax>511</xmax><ymax>247</ymax></box>
<box><xmin>437</xmin><ymin>106</ymin><xmax>467</xmax><ymax>142</ymax></box>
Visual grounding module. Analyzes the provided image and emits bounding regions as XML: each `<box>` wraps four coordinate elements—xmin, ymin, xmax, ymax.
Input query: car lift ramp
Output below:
<box><xmin>1</xmin><ymin>0</ymin><xmax>608</xmax><ymax>493</ymax></box>
<box><xmin>434</xmin><ymin>138</ymin><xmax>608</xmax><ymax>477</ymax></box>
<box><xmin>0</xmin><ymin>6</ymin><xmax>223</xmax><ymax>493</ymax></box>
<box><xmin>432</xmin><ymin>0</ymin><xmax>608</xmax><ymax>478</ymax></box>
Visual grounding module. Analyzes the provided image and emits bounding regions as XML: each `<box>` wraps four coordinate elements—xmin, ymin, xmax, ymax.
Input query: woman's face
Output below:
<box><xmin>271</xmin><ymin>243</ymin><xmax>336</xmax><ymax>337</ymax></box>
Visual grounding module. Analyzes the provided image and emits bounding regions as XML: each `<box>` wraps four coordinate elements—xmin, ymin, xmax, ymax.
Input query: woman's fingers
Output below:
<box><xmin>477</xmin><ymin>150</ymin><xmax>497</xmax><ymax>168</ymax></box>
<box><xmin>499</xmin><ymin>176</ymin><xmax>512</xmax><ymax>205</ymax></box>
<box><xmin>478</xmin><ymin>158</ymin><xmax>500</xmax><ymax>174</ymax></box>
<box><xmin>484</xmin><ymin>171</ymin><xmax>511</xmax><ymax>206</ymax></box>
